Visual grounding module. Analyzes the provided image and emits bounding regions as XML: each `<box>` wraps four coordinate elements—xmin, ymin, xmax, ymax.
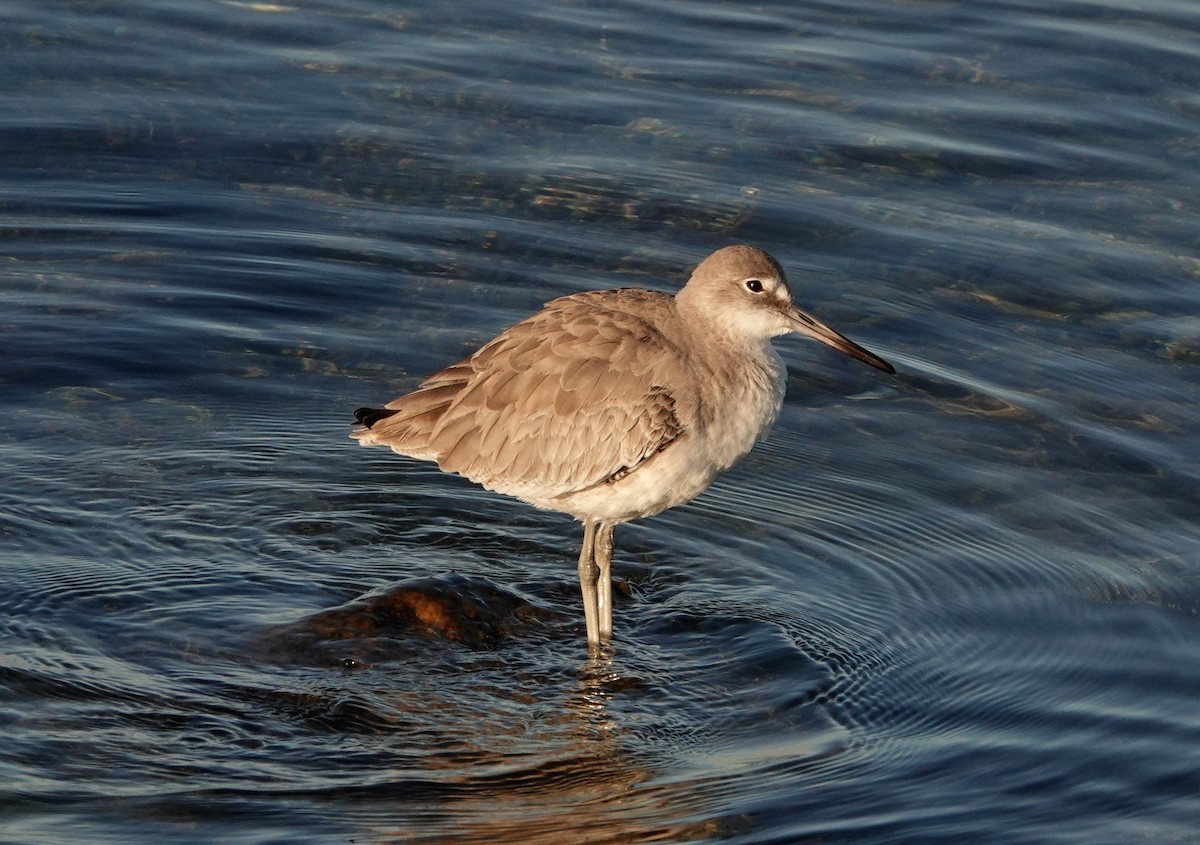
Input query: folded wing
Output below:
<box><xmin>353</xmin><ymin>290</ymin><xmax>685</xmax><ymax>499</ymax></box>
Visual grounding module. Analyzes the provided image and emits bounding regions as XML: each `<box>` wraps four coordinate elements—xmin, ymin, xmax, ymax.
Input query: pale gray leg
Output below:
<box><xmin>577</xmin><ymin>521</ymin><xmax>601</xmax><ymax>646</ymax></box>
<box><xmin>595</xmin><ymin>522</ymin><xmax>615</xmax><ymax>641</ymax></box>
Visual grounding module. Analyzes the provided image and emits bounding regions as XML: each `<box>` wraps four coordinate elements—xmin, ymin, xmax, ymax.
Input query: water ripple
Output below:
<box><xmin>4</xmin><ymin>0</ymin><xmax>1200</xmax><ymax>842</ymax></box>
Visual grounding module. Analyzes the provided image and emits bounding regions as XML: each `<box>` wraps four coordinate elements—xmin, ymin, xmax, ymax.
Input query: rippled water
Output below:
<box><xmin>4</xmin><ymin>1</ymin><xmax>1200</xmax><ymax>843</ymax></box>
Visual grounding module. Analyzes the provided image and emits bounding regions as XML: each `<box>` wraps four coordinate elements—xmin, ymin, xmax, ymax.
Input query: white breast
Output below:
<box><xmin>547</xmin><ymin>341</ymin><xmax>786</xmax><ymax>524</ymax></box>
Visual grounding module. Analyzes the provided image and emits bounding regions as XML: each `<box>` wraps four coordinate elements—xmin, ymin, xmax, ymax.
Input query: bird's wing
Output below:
<box><xmin>390</xmin><ymin>290</ymin><xmax>686</xmax><ymax>497</ymax></box>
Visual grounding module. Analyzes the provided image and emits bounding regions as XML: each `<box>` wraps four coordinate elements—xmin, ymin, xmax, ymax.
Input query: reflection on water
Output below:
<box><xmin>3</xmin><ymin>0</ymin><xmax>1200</xmax><ymax>843</ymax></box>
<box><xmin>251</xmin><ymin>577</ymin><xmax>741</xmax><ymax>845</ymax></box>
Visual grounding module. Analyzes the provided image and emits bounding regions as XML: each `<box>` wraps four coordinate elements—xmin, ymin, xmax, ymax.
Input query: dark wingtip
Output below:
<box><xmin>354</xmin><ymin>407</ymin><xmax>399</xmax><ymax>428</ymax></box>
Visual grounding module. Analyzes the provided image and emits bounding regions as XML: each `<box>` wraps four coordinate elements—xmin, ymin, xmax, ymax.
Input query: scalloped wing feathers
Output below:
<box><xmin>355</xmin><ymin>290</ymin><xmax>685</xmax><ymax>497</ymax></box>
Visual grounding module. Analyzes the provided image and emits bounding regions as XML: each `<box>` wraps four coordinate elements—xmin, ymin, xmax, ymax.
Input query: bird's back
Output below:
<box><xmin>353</xmin><ymin>288</ymin><xmax>694</xmax><ymax>506</ymax></box>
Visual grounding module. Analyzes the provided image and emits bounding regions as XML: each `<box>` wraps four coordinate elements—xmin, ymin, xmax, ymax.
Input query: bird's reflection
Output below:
<box><xmin>261</xmin><ymin>575</ymin><xmax>728</xmax><ymax>844</ymax></box>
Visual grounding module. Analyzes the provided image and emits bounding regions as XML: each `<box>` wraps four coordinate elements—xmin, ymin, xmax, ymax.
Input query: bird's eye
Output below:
<box><xmin>744</xmin><ymin>279</ymin><xmax>765</xmax><ymax>294</ymax></box>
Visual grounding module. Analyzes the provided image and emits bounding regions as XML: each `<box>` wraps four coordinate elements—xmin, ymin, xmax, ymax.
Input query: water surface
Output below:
<box><xmin>3</xmin><ymin>1</ymin><xmax>1200</xmax><ymax>843</ymax></box>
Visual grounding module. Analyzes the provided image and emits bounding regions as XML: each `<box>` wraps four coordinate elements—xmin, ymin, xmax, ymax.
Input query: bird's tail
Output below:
<box><xmin>350</xmin><ymin>382</ymin><xmax>466</xmax><ymax>462</ymax></box>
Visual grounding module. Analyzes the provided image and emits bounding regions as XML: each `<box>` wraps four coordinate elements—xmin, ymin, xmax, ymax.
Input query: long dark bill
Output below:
<box><xmin>788</xmin><ymin>307</ymin><xmax>896</xmax><ymax>374</ymax></box>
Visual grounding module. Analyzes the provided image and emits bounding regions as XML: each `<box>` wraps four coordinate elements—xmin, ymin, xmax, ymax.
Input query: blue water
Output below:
<box><xmin>4</xmin><ymin>1</ymin><xmax>1200</xmax><ymax>843</ymax></box>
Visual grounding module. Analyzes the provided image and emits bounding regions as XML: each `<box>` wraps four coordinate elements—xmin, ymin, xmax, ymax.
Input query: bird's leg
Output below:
<box><xmin>577</xmin><ymin>520</ymin><xmax>601</xmax><ymax>647</ymax></box>
<box><xmin>595</xmin><ymin>522</ymin><xmax>615</xmax><ymax>642</ymax></box>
